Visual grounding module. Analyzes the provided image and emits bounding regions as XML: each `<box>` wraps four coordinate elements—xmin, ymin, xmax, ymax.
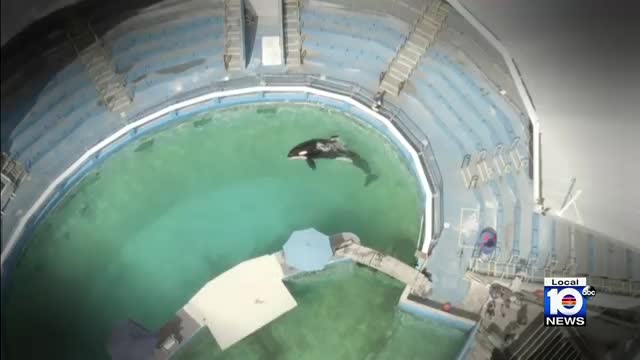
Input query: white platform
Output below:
<box><xmin>184</xmin><ymin>255</ymin><xmax>297</xmax><ymax>350</ymax></box>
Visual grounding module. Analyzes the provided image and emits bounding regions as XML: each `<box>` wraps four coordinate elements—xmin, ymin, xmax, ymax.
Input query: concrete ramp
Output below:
<box><xmin>186</xmin><ymin>255</ymin><xmax>297</xmax><ymax>350</ymax></box>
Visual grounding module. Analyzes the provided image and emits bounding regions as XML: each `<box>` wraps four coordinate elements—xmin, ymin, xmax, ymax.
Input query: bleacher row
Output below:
<box><xmin>1</xmin><ymin>0</ymin><xmax>638</xmax><ymax>302</ymax></box>
<box><xmin>470</xmin><ymin>214</ymin><xmax>640</xmax><ymax>296</ymax></box>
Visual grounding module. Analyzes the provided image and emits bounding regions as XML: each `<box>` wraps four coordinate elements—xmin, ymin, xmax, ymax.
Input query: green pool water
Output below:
<box><xmin>175</xmin><ymin>263</ymin><xmax>467</xmax><ymax>360</ymax></box>
<box><xmin>3</xmin><ymin>104</ymin><xmax>462</xmax><ymax>359</ymax></box>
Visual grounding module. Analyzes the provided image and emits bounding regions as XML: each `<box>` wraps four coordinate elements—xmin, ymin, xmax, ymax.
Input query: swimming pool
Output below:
<box><xmin>3</xmin><ymin>104</ymin><xmax>447</xmax><ymax>359</ymax></box>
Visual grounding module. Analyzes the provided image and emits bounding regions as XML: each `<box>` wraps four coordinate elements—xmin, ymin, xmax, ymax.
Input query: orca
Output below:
<box><xmin>287</xmin><ymin>135</ymin><xmax>379</xmax><ymax>186</ymax></box>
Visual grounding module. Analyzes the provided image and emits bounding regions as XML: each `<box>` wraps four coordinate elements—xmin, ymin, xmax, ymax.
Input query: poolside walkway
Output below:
<box><xmin>334</xmin><ymin>241</ymin><xmax>432</xmax><ymax>298</ymax></box>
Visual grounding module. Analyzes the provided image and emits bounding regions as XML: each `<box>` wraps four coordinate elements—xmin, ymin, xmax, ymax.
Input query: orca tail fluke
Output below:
<box><xmin>364</xmin><ymin>174</ymin><xmax>379</xmax><ymax>186</ymax></box>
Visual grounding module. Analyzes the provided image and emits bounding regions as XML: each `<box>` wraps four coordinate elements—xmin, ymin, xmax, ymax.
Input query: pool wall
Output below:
<box><xmin>398</xmin><ymin>288</ymin><xmax>482</xmax><ymax>360</ymax></box>
<box><xmin>455</xmin><ymin>322</ymin><xmax>481</xmax><ymax>360</ymax></box>
<box><xmin>0</xmin><ymin>86</ymin><xmax>433</xmax><ymax>291</ymax></box>
<box><xmin>398</xmin><ymin>296</ymin><xmax>478</xmax><ymax>333</ymax></box>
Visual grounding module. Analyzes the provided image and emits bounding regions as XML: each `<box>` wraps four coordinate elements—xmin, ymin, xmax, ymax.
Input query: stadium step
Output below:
<box><xmin>379</xmin><ymin>0</ymin><xmax>449</xmax><ymax>96</ymax></box>
<box><xmin>67</xmin><ymin>22</ymin><xmax>133</xmax><ymax>114</ymax></box>
<box><xmin>224</xmin><ymin>0</ymin><xmax>246</xmax><ymax>72</ymax></box>
<box><xmin>282</xmin><ymin>0</ymin><xmax>302</xmax><ymax>66</ymax></box>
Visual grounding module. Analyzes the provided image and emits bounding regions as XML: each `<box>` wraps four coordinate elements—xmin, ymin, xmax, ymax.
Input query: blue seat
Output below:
<box><xmin>15</xmin><ymin>98</ymin><xmax>102</xmax><ymax>166</ymax></box>
<box><xmin>422</xmin><ymin>56</ymin><xmax>508</xmax><ymax>146</ymax></box>
<box><xmin>301</xmin><ymin>10</ymin><xmax>406</xmax><ymax>52</ymax></box>
<box><xmin>303</xmin><ymin>29</ymin><xmax>395</xmax><ymax>65</ymax></box>
<box><xmin>126</xmin><ymin>42</ymin><xmax>222</xmax><ymax>83</ymax></box>
<box><xmin>110</xmin><ymin>16</ymin><xmax>219</xmax><ymax>55</ymax></box>
<box><xmin>11</xmin><ymin>64</ymin><xmax>93</xmax><ymax>140</ymax></box>
<box><xmin>113</xmin><ymin>21</ymin><xmax>223</xmax><ymax>71</ymax></box>
<box><xmin>429</xmin><ymin>49</ymin><xmax>521</xmax><ymax>138</ymax></box>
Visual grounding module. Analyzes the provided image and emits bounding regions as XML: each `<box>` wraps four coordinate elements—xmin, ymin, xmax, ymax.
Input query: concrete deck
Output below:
<box><xmin>335</xmin><ymin>242</ymin><xmax>432</xmax><ymax>298</ymax></box>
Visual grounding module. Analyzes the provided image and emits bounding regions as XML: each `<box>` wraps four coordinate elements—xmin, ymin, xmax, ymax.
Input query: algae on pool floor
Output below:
<box><xmin>4</xmin><ymin>105</ymin><xmax>429</xmax><ymax>359</ymax></box>
<box><xmin>174</xmin><ymin>264</ymin><xmax>467</xmax><ymax>360</ymax></box>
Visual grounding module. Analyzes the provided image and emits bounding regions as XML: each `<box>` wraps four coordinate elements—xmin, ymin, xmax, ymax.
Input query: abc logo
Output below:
<box><xmin>547</xmin><ymin>288</ymin><xmax>583</xmax><ymax>316</ymax></box>
<box><xmin>582</xmin><ymin>285</ymin><xmax>597</xmax><ymax>298</ymax></box>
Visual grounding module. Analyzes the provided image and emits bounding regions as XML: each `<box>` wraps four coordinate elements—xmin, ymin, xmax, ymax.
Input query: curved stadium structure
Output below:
<box><xmin>1</xmin><ymin>0</ymin><xmax>639</xmax><ymax>359</ymax></box>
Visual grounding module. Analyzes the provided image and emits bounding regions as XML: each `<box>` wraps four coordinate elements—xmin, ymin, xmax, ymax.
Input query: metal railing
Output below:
<box><xmin>2</xmin><ymin>73</ymin><xmax>446</xmax><ymax>278</ymax></box>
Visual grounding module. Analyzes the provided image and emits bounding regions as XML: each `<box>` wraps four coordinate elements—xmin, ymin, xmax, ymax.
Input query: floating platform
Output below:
<box><xmin>186</xmin><ymin>254</ymin><xmax>297</xmax><ymax>350</ymax></box>
<box><xmin>110</xmin><ymin>231</ymin><xmax>431</xmax><ymax>359</ymax></box>
<box><xmin>144</xmin><ymin>255</ymin><xmax>297</xmax><ymax>359</ymax></box>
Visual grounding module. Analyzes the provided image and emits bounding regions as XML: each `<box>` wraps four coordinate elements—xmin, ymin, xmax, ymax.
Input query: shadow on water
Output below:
<box><xmin>134</xmin><ymin>138</ymin><xmax>154</xmax><ymax>152</ymax></box>
<box><xmin>252</xmin><ymin>327</ymin><xmax>285</xmax><ymax>360</ymax></box>
<box><xmin>193</xmin><ymin>117</ymin><xmax>213</xmax><ymax>128</ymax></box>
<box><xmin>256</xmin><ymin>106</ymin><xmax>277</xmax><ymax>116</ymax></box>
<box><xmin>56</xmin><ymin>171</ymin><xmax>101</xmax><ymax>216</ymax></box>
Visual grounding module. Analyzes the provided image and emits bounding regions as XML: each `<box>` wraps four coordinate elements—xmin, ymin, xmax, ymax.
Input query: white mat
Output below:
<box><xmin>186</xmin><ymin>255</ymin><xmax>297</xmax><ymax>350</ymax></box>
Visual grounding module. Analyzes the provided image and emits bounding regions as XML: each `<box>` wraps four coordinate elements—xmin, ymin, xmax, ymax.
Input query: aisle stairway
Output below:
<box><xmin>379</xmin><ymin>0</ymin><xmax>449</xmax><ymax>96</ymax></box>
<box><xmin>283</xmin><ymin>0</ymin><xmax>302</xmax><ymax>66</ymax></box>
<box><xmin>224</xmin><ymin>0</ymin><xmax>246</xmax><ymax>71</ymax></box>
<box><xmin>67</xmin><ymin>23</ymin><xmax>132</xmax><ymax>113</ymax></box>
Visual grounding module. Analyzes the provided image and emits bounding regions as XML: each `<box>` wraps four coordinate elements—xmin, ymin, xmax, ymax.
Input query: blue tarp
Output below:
<box><xmin>283</xmin><ymin>228</ymin><xmax>333</xmax><ymax>272</ymax></box>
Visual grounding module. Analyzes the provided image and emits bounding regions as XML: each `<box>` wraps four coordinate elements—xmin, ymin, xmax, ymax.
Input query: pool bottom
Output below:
<box><xmin>174</xmin><ymin>263</ymin><xmax>467</xmax><ymax>360</ymax></box>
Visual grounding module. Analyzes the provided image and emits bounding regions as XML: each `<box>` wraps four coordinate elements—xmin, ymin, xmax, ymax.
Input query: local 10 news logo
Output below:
<box><xmin>544</xmin><ymin>277</ymin><xmax>596</xmax><ymax>326</ymax></box>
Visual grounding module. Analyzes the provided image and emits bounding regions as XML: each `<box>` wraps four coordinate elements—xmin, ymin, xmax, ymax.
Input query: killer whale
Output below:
<box><xmin>287</xmin><ymin>136</ymin><xmax>379</xmax><ymax>186</ymax></box>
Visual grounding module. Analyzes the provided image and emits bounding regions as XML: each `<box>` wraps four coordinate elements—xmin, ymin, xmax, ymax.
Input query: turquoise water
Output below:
<box><xmin>3</xmin><ymin>105</ymin><xmax>455</xmax><ymax>359</ymax></box>
<box><xmin>175</xmin><ymin>263</ymin><xmax>467</xmax><ymax>360</ymax></box>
